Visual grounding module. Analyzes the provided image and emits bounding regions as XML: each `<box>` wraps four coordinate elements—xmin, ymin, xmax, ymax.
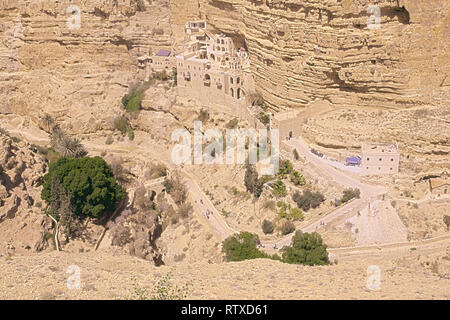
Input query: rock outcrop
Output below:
<box><xmin>194</xmin><ymin>0</ymin><xmax>449</xmax><ymax>111</ymax></box>
<box><xmin>0</xmin><ymin>130</ymin><xmax>51</xmax><ymax>255</ymax></box>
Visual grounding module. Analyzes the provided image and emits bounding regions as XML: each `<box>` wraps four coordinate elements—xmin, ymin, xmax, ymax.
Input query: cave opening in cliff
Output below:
<box><xmin>384</xmin><ymin>6</ymin><xmax>410</xmax><ymax>25</ymax></box>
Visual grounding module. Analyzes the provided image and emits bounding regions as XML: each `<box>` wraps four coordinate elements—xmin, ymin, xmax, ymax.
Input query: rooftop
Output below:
<box><xmin>155</xmin><ymin>49</ymin><xmax>171</xmax><ymax>57</ymax></box>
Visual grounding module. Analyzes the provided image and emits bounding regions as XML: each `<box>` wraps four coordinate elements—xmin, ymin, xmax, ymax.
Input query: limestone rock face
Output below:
<box><xmin>0</xmin><ymin>131</ymin><xmax>51</xmax><ymax>255</ymax></box>
<box><xmin>194</xmin><ymin>0</ymin><xmax>449</xmax><ymax>110</ymax></box>
<box><xmin>1</xmin><ymin>0</ymin><xmax>174</xmax><ymax>133</ymax></box>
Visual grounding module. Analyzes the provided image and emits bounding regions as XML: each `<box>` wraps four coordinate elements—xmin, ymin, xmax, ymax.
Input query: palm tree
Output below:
<box><xmin>42</xmin><ymin>113</ymin><xmax>55</xmax><ymax>133</ymax></box>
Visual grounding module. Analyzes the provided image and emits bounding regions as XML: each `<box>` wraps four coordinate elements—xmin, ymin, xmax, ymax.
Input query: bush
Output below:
<box><xmin>277</xmin><ymin>160</ymin><xmax>294</xmax><ymax>179</ymax></box>
<box><xmin>272</xmin><ymin>180</ymin><xmax>287</xmax><ymax>198</ymax></box>
<box><xmin>292</xmin><ymin>189</ymin><xmax>325</xmax><ymax>211</ymax></box>
<box><xmin>114</xmin><ymin>116</ymin><xmax>131</xmax><ymax>135</ymax></box>
<box><xmin>262</xmin><ymin>220</ymin><xmax>274</xmax><ymax>234</ymax></box>
<box><xmin>225</xmin><ymin>118</ymin><xmax>239</xmax><ymax>129</ymax></box>
<box><xmin>293</xmin><ymin>148</ymin><xmax>299</xmax><ymax>160</ymax></box>
<box><xmin>444</xmin><ymin>215</ymin><xmax>450</xmax><ymax>231</ymax></box>
<box><xmin>340</xmin><ymin>188</ymin><xmax>360</xmax><ymax>204</ymax></box>
<box><xmin>105</xmin><ymin>135</ymin><xmax>114</xmax><ymax>145</ymax></box>
<box><xmin>41</xmin><ymin>157</ymin><xmax>125</xmax><ymax>219</ymax></box>
<box><xmin>164</xmin><ymin>174</ymin><xmax>187</xmax><ymax>205</ymax></box>
<box><xmin>290</xmin><ymin>170</ymin><xmax>306</xmax><ymax>186</ymax></box>
<box><xmin>197</xmin><ymin>108</ymin><xmax>209</xmax><ymax>122</ymax></box>
<box><xmin>258</xmin><ymin>112</ymin><xmax>270</xmax><ymax>125</ymax></box>
<box><xmin>222</xmin><ymin>232</ymin><xmax>268</xmax><ymax>262</ymax></box>
<box><xmin>244</xmin><ymin>164</ymin><xmax>262</xmax><ymax>198</ymax></box>
<box><xmin>122</xmin><ymin>83</ymin><xmax>147</xmax><ymax>113</ymax></box>
<box><xmin>281</xmin><ymin>231</ymin><xmax>329</xmax><ymax>266</ymax></box>
<box><xmin>280</xmin><ymin>220</ymin><xmax>295</xmax><ymax>235</ymax></box>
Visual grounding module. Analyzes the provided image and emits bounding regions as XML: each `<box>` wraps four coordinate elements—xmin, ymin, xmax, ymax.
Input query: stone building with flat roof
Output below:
<box><xmin>361</xmin><ymin>143</ymin><xmax>400</xmax><ymax>175</ymax></box>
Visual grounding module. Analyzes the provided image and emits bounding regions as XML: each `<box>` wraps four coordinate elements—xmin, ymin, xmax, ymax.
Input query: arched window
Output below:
<box><xmin>231</xmin><ymin>88</ymin><xmax>234</xmax><ymax>97</ymax></box>
<box><xmin>237</xmin><ymin>77</ymin><xmax>240</xmax><ymax>84</ymax></box>
<box><xmin>237</xmin><ymin>88</ymin><xmax>241</xmax><ymax>99</ymax></box>
<box><xmin>230</xmin><ymin>77</ymin><xmax>233</xmax><ymax>84</ymax></box>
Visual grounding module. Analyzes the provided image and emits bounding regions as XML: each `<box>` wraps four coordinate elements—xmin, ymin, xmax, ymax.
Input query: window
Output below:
<box><xmin>391</xmin><ymin>158</ymin><xmax>394</xmax><ymax>162</ymax></box>
<box><xmin>230</xmin><ymin>77</ymin><xmax>233</xmax><ymax>84</ymax></box>
<box><xmin>367</xmin><ymin>158</ymin><xmax>370</xmax><ymax>161</ymax></box>
<box><xmin>379</xmin><ymin>158</ymin><xmax>382</xmax><ymax>161</ymax></box>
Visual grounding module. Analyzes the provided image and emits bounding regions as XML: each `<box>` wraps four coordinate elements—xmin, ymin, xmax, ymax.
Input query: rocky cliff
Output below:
<box><xmin>1</xmin><ymin>0</ymin><xmax>448</xmax><ymax>124</ymax></box>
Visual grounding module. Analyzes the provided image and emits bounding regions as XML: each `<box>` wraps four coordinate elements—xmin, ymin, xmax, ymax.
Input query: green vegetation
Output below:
<box><xmin>277</xmin><ymin>201</ymin><xmax>305</xmax><ymax>221</ymax></box>
<box><xmin>290</xmin><ymin>170</ymin><xmax>306</xmax><ymax>186</ymax></box>
<box><xmin>280</xmin><ymin>220</ymin><xmax>295</xmax><ymax>235</ymax></box>
<box><xmin>163</xmin><ymin>174</ymin><xmax>187</xmax><ymax>205</ymax></box>
<box><xmin>222</xmin><ymin>232</ymin><xmax>279</xmax><ymax>262</ymax></box>
<box><xmin>244</xmin><ymin>164</ymin><xmax>262</xmax><ymax>198</ymax></box>
<box><xmin>262</xmin><ymin>200</ymin><xmax>276</xmax><ymax>211</ymax></box>
<box><xmin>292</xmin><ymin>189</ymin><xmax>325</xmax><ymax>211</ymax></box>
<box><xmin>277</xmin><ymin>159</ymin><xmax>294</xmax><ymax>179</ymax></box>
<box><xmin>50</xmin><ymin>128</ymin><xmax>87</xmax><ymax>158</ymax></box>
<box><xmin>337</xmin><ymin>188</ymin><xmax>360</xmax><ymax>205</ymax></box>
<box><xmin>41</xmin><ymin>157</ymin><xmax>125</xmax><ymax>219</ymax></box>
<box><xmin>262</xmin><ymin>219</ymin><xmax>274</xmax><ymax>234</ymax></box>
<box><xmin>128</xmin><ymin>271</ymin><xmax>192</xmax><ymax>300</ymax></box>
<box><xmin>113</xmin><ymin>116</ymin><xmax>134</xmax><ymax>140</ymax></box>
<box><xmin>257</xmin><ymin>112</ymin><xmax>270</xmax><ymax>125</ymax></box>
<box><xmin>222</xmin><ymin>231</ymin><xmax>329</xmax><ymax>266</ymax></box>
<box><xmin>444</xmin><ymin>215</ymin><xmax>450</xmax><ymax>231</ymax></box>
<box><xmin>293</xmin><ymin>148</ymin><xmax>300</xmax><ymax>160</ymax></box>
<box><xmin>225</xmin><ymin>118</ymin><xmax>239</xmax><ymax>129</ymax></box>
<box><xmin>272</xmin><ymin>180</ymin><xmax>287</xmax><ymax>198</ymax></box>
<box><xmin>281</xmin><ymin>231</ymin><xmax>329</xmax><ymax>266</ymax></box>
<box><xmin>197</xmin><ymin>108</ymin><xmax>210</xmax><ymax>122</ymax></box>
<box><xmin>121</xmin><ymin>83</ymin><xmax>147</xmax><ymax>113</ymax></box>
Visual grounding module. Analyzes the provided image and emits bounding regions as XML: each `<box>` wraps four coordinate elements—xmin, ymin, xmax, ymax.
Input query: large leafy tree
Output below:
<box><xmin>42</xmin><ymin>157</ymin><xmax>125</xmax><ymax>218</ymax></box>
<box><xmin>281</xmin><ymin>231</ymin><xmax>329</xmax><ymax>266</ymax></box>
<box><xmin>222</xmin><ymin>232</ymin><xmax>268</xmax><ymax>262</ymax></box>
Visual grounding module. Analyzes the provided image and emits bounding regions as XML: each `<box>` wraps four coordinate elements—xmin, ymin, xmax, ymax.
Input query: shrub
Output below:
<box><xmin>293</xmin><ymin>148</ymin><xmax>299</xmax><ymax>160</ymax></box>
<box><xmin>258</xmin><ymin>112</ymin><xmax>270</xmax><ymax>125</ymax></box>
<box><xmin>164</xmin><ymin>174</ymin><xmax>187</xmax><ymax>205</ymax></box>
<box><xmin>177</xmin><ymin>202</ymin><xmax>193</xmax><ymax>218</ymax></box>
<box><xmin>280</xmin><ymin>220</ymin><xmax>295</xmax><ymax>235</ymax></box>
<box><xmin>197</xmin><ymin>108</ymin><xmax>209</xmax><ymax>122</ymax></box>
<box><xmin>444</xmin><ymin>215</ymin><xmax>450</xmax><ymax>231</ymax></box>
<box><xmin>105</xmin><ymin>135</ymin><xmax>114</xmax><ymax>145</ymax></box>
<box><xmin>262</xmin><ymin>200</ymin><xmax>276</xmax><ymax>211</ymax></box>
<box><xmin>292</xmin><ymin>189</ymin><xmax>325</xmax><ymax>211</ymax></box>
<box><xmin>244</xmin><ymin>164</ymin><xmax>262</xmax><ymax>198</ymax></box>
<box><xmin>41</xmin><ymin>157</ymin><xmax>125</xmax><ymax>218</ymax></box>
<box><xmin>128</xmin><ymin>271</ymin><xmax>192</xmax><ymax>300</ymax></box>
<box><xmin>114</xmin><ymin>116</ymin><xmax>131</xmax><ymax>135</ymax></box>
<box><xmin>272</xmin><ymin>180</ymin><xmax>287</xmax><ymax>198</ymax></box>
<box><xmin>340</xmin><ymin>188</ymin><xmax>360</xmax><ymax>204</ymax></box>
<box><xmin>225</xmin><ymin>118</ymin><xmax>239</xmax><ymax>129</ymax></box>
<box><xmin>278</xmin><ymin>159</ymin><xmax>293</xmax><ymax>178</ymax></box>
<box><xmin>262</xmin><ymin>219</ymin><xmax>274</xmax><ymax>234</ymax></box>
<box><xmin>222</xmin><ymin>232</ymin><xmax>268</xmax><ymax>262</ymax></box>
<box><xmin>281</xmin><ymin>231</ymin><xmax>329</xmax><ymax>266</ymax></box>
<box><xmin>290</xmin><ymin>170</ymin><xmax>306</xmax><ymax>186</ymax></box>
<box><xmin>122</xmin><ymin>83</ymin><xmax>147</xmax><ymax>113</ymax></box>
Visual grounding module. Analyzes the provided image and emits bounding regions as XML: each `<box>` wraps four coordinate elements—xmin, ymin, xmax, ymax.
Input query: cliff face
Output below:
<box><xmin>1</xmin><ymin>0</ymin><xmax>175</xmax><ymax>133</ymax></box>
<box><xmin>1</xmin><ymin>0</ymin><xmax>448</xmax><ymax>127</ymax></box>
<box><xmin>195</xmin><ymin>0</ymin><xmax>449</xmax><ymax>110</ymax></box>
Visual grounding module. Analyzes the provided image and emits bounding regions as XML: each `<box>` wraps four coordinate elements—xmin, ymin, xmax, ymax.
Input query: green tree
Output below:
<box><xmin>41</xmin><ymin>157</ymin><xmax>125</xmax><ymax>218</ymax></box>
<box><xmin>280</xmin><ymin>220</ymin><xmax>295</xmax><ymax>235</ymax></box>
<box><xmin>292</xmin><ymin>189</ymin><xmax>325</xmax><ymax>211</ymax></box>
<box><xmin>222</xmin><ymin>232</ymin><xmax>267</xmax><ymax>262</ymax></box>
<box><xmin>281</xmin><ymin>231</ymin><xmax>329</xmax><ymax>266</ymax></box>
